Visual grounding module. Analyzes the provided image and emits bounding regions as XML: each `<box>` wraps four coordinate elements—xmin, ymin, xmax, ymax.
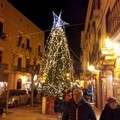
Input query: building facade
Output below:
<box><xmin>0</xmin><ymin>0</ymin><xmax>44</xmax><ymax>94</ymax></box>
<box><xmin>81</xmin><ymin>0</ymin><xmax>120</xmax><ymax>109</ymax></box>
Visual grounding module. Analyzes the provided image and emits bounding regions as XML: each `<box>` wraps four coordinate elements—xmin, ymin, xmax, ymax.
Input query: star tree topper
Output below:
<box><xmin>52</xmin><ymin>11</ymin><xmax>69</xmax><ymax>31</ymax></box>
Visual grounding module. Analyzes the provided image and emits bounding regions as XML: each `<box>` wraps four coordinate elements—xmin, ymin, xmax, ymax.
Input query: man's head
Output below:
<box><xmin>107</xmin><ymin>97</ymin><xmax>118</xmax><ymax>109</ymax></box>
<box><xmin>73</xmin><ymin>88</ymin><xmax>83</xmax><ymax>104</ymax></box>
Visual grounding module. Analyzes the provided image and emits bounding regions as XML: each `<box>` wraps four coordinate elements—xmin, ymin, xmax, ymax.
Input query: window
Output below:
<box><xmin>93</xmin><ymin>21</ymin><xmax>95</xmax><ymax>28</ymax></box>
<box><xmin>0</xmin><ymin>22</ymin><xmax>3</xmax><ymax>33</ymax></box>
<box><xmin>0</xmin><ymin>22</ymin><xmax>6</xmax><ymax>39</ymax></box>
<box><xmin>18</xmin><ymin>57</ymin><xmax>22</xmax><ymax>71</ymax></box>
<box><xmin>21</xmin><ymin>43</ymin><xmax>25</xmax><ymax>48</ymax></box>
<box><xmin>26</xmin><ymin>38</ymin><xmax>30</xmax><ymax>49</ymax></box>
<box><xmin>26</xmin><ymin>58</ymin><xmax>30</xmax><ymax>70</ymax></box>
<box><xmin>0</xmin><ymin>51</ymin><xmax>2</xmax><ymax>64</ymax></box>
<box><xmin>38</xmin><ymin>45</ymin><xmax>41</xmax><ymax>52</ymax></box>
<box><xmin>106</xmin><ymin>8</ymin><xmax>110</xmax><ymax>33</ymax></box>
<box><xmin>98</xmin><ymin>29</ymin><xmax>101</xmax><ymax>41</ymax></box>
<box><xmin>18</xmin><ymin>34</ymin><xmax>22</xmax><ymax>47</ymax></box>
<box><xmin>17</xmin><ymin>78</ymin><xmax>22</xmax><ymax>89</ymax></box>
<box><xmin>0</xmin><ymin>22</ymin><xmax>4</xmax><ymax>39</ymax></box>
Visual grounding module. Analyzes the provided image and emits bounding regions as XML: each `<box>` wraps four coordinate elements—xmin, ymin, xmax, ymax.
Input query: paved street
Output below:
<box><xmin>4</xmin><ymin>104</ymin><xmax>101</xmax><ymax>120</ymax></box>
<box><xmin>5</xmin><ymin>104</ymin><xmax>57</xmax><ymax>120</ymax></box>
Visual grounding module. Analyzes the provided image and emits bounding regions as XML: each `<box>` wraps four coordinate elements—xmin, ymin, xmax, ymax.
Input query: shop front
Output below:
<box><xmin>114</xmin><ymin>58</ymin><xmax>120</xmax><ymax>102</ymax></box>
<box><xmin>0</xmin><ymin>73</ymin><xmax>9</xmax><ymax>95</ymax></box>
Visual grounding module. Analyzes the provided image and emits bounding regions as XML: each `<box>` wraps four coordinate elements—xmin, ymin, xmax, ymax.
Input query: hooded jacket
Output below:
<box><xmin>99</xmin><ymin>104</ymin><xmax>120</xmax><ymax>120</ymax></box>
<box><xmin>62</xmin><ymin>98</ymin><xmax>96</xmax><ymax>120</ymax></box>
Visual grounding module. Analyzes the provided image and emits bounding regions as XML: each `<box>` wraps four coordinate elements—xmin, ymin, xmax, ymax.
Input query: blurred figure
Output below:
<box><xmin>54</xmin><ymin>96</ymin><xmax>65</xmax><ymax>120</ymax></box>
<box><xmin>83</xmin><ymin>88</ymin><xmax>90</xmax><ymax>102</ymax></box>
<box><xmin>62</xmin><ymin>88</ymin><xmax>96</xmax><ymax>120</ymax></box>
<box><xmin>99</xmin><ymin>97</ymin><xmax>120</xmax><ymax>120</ymax></box>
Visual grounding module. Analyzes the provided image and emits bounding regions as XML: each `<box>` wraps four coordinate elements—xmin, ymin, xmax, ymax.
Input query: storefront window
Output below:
<box><xmin>0</xmin><ymin>82</ymin><xmax>7</xmax><ymax>95</ymax></box>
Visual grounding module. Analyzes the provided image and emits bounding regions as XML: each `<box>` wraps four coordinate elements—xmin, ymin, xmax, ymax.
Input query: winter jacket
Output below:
<box><xmin>62</xmin><ymin>98</ymin><xmax>97</xmax><ymax>120</ymax></box>
<box><xmin>54</xmin><ymin>97</ymin><xmax>65</xmax><ymax>113</ymax></box>
<box><xmin>99</xmin><ymin>104</ymin><xmax>120</xmax><ymax>120</ymax></box>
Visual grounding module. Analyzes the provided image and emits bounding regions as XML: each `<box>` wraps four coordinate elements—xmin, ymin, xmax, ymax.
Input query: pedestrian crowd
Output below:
<box><xmin>54</xmin><ymin>87</ymin><xmax>120</xmax><ymax>120</ymax></box>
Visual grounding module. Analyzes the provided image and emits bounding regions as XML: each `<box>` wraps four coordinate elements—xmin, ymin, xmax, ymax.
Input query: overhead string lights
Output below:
<box><xmin>2</xmin><ymin>10</ymin><xmax>82</xmax><ymax>62</ymax></box>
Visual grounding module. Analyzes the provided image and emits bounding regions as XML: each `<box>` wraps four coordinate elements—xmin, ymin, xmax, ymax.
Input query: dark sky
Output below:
<box><xmin>7</xmin><ymin>0</ymin><xmax>88</xmax><ymax>76</ymax></box>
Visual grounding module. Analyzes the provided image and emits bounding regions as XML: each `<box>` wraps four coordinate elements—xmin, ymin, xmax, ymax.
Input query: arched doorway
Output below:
<box><xmin>17</xmin><ymin>78</ymin><xmax>22</xmax><ymax>89</ymax></box>
<box><xmin>101</xmin><ymin>69</ymin><xmax>113</xmax><ymax>108</ymax></box>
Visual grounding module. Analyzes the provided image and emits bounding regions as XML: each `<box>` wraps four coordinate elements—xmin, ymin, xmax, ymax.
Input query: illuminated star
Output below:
<box><xmin>52</xmin><ymin>11</ymin><xmax>69</xmax><ymax>30</ymax></box>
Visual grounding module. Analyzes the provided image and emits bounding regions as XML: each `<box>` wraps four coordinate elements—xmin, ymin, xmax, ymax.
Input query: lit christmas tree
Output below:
<box><xmin>42</xmin><ymin>11</ymin><xmax>74</xmax><ymax>97</ymax></box>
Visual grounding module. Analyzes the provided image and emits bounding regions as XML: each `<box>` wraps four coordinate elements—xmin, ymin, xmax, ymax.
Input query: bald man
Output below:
<box><xmin>62</xmin><ymin>88</ymin><xmax>96</xmax><ymax>120</ymax></box>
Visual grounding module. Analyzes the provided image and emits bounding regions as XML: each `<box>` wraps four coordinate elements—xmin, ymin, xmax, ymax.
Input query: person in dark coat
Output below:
<box><xmin>54</xmin><ymin>97</ymin><xmax>64</xmax><ymax>113</ymax></box>
<box><xmin>54</xmin><ymin>96</ymin><xmax>65</xmax><ymax>120</ymax></box>
<box><xmin>62</xmin><ymin>88</ymin><xmax>97</xmax><ymax>120</ymax></box>
<box><xmin>99</xmin><ymin>97</ymin><xmax>120</xmax><ymax>120</ymax></box>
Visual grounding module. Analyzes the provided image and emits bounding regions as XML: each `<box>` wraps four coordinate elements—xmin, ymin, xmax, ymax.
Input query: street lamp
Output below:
<box><xmin>102</xmin><ymin>36</ymin><xmax>120</xmax><ymax>58</ymax></box>
<box><xmin>66</xmin><ymin>73</ymin><xmax>70</xmax><ymax>77</ymax></box>
<box><xmin>104</xmin><ymin>36</ymin><xmax>113</xmax><ymax>50</ymax></box>
<box><xmin>41</xmin><ymin>73</ymin><xmax>46</xmax><ymax>83</ymax></box>
<box><xmin>101</xmin><ymin>36</ymin><xmax>114</xmax><ymax>55</ymax></box>
<box><xmin>88</xmin><ymin>65</ymin><xmax>95</xmax><ymax>72</ymax></box>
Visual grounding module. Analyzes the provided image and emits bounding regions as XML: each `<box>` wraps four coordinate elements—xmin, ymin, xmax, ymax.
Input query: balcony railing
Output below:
<box><xmin>13</xmin><ymin>66</ymin><xmax>27</xmax><ymax>72</ymax></box>
<box><xmin>0</xmin><ymin>63</ymin><xmax>8</xmax><ymax>70</ymax></box>
<box><xmin>13</xmin><ymin>65</ymin><xmax>37</xmax><ymax>73</ymax></box>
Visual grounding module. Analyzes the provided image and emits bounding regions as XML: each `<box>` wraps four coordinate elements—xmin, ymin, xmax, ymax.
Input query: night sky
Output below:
<box><xmin>7</xmin><ymin>0</ymin><xmax>88</xmax><ymax>76</ymax></box>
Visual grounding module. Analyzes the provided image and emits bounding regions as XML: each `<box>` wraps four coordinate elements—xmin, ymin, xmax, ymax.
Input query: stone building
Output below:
<box><xmin>81</xmin><ymin>0</ymin><xmax>120</xmax><ymax>109</ymax></box>
<box><xmin>0</xmin><ymin>0</ymin><xmax>44</xmax><ymax>94</ymax></box>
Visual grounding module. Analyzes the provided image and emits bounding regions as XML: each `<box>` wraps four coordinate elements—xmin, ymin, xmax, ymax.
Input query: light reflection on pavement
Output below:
<box><xmin>6</xmin><ymin>104</ymin><xmax>57</xmax><ymax>120</ymax></box>
<box><xmin>6</xmin><ymin>104</ymin><xmax>101</xmax><ymax>120</ymax></box>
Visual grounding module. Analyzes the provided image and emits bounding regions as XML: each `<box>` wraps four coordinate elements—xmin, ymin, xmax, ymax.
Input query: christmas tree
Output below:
<box><xmin>42</xmin><ymin>11</ymin><xmax>74</xmax><ymax>97</ymax></box>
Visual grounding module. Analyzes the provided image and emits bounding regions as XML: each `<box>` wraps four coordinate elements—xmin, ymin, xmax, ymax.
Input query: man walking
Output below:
<box><xmin>62</xmin><ymin>88</ymin><xmax>97</xmax><ymax>120</ymax></box>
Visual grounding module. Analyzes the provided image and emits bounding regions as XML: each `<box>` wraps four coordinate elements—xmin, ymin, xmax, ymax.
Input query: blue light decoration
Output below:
<box><xmin>41</xmin><ymin>11</ymin><xmax>73</xmax><ymax>97</ymax></box>
<box><xmin>51</xmin><ymin>11</ymin><xmax>69</xmax><ymax>31</ymax></box>
<box><xmin>87</xmin><ymin>84</ymin><xmax>93</xmax><ymax>96</ymax></box>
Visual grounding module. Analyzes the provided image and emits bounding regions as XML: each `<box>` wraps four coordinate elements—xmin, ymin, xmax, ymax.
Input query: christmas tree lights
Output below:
<box><xmin>42</xmin><ymin>11</ymin><xmax>74</xmax><ymax>97</ymax></box>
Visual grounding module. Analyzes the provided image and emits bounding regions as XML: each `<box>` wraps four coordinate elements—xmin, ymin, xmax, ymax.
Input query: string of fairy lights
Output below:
<box><xmin>4</xmin><ymin>29</ymin><xmax>81</xmax><ymax>62</ymax></box>
<box><xmin>1</xmin><ymin>11</ymin><xmax>83</xmax><ymax>69</ymax></box>
<box><xmin>1</xmin><ymin>10</ymin><xmax>82</xmax><ymax>96</ymax></box>
<box><xmin>41</xmin><ymin>12</ymin><xmax>75</xmax><ymax>96</ymax></box>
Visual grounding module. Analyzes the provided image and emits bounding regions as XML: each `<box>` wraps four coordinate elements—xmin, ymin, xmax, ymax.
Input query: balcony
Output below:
<box><xmin>0</xmin><ymin>63</ymin><xmax>8</xmax><ymax>70</ymax></box>
<box><xmin>13</xmin><ymin>65</ymin><xmax>36</xmax><ymax>73</ymax></box>
<box><xmin>13</xmin><ymin>66</ymin><xmax>27</xmax><ymax>72</ymax></box>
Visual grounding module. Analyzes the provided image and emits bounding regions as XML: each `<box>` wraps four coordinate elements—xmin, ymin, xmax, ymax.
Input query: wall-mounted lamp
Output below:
<box><xmin>104</xmin><ymin>36</ymin><xmax>113</xmax><ymax>50</ymax></box>
<box><xmin>101</xmin><ymin>36</ymin><xmax>116</xmax><ymax>61</ymax></box>
<box><xmin>88</xmin><ymin>65</ymin><xmax>95</xmax><ymax>72</ymax></box>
